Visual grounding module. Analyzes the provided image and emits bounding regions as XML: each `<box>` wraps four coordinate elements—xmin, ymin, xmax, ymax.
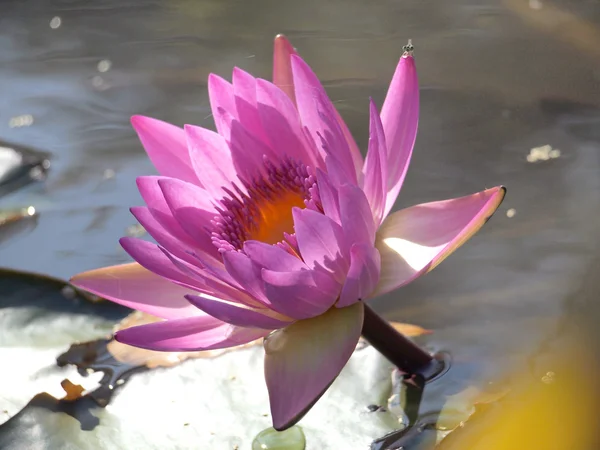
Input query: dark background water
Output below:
<box><xmin>1</xmin><ymin>0</ymin><xmax>600</xmax><ymax>432</ymax></box>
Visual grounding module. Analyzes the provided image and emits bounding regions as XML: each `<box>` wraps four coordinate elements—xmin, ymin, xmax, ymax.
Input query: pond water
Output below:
<box><xmin>1</xmin><ymin>0</ymin><xmax>600</xmax><ymax>447</ymax></box>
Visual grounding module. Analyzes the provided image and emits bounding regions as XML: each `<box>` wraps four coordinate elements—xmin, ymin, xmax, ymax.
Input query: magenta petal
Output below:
<box><xmin>256</xmin><ymin>79</ymin><xmax>322</xmax><ymax>169</ymax></box>
<box><xmin>264</xmin><ymin>301</ymin><xmax>364</xmax><ymax>430</ymax></box>
<box><xmin>70</xmin><ymin>263</ymin><xmax>203</xmax><ymax>319</ymax></box>
<box><xmin>338</xmin><ymin>183</ymin><xmax>376</xmax><ymax>245</ymax></box>
<box><xmin>222</xmin><ymin>250</ymin><xmax>270</xmax><ymax>306</ymax></box>
<box><xmin>362</xmin><ymin>99</ymin><xmax>388</xmax><ymax>226</ymax></box>
<box><xmin>184</xmin><ymin>124</ymin><xmax>241</xmax><ymax>198</ymax></box>
<box><xmin>130</xmin><ymin>116</ymin><xmax>198</xmax><ymax>185</ymax></box>
<box><xmin>273</xmin><ymin>34</ymin><xmax>298</xmax><ymax>105</ymax></box>
<box><xmin>228</xmin><ymin>117</ymin><xmax>275</xmax><ymax>181</ymax></box>
<box><xmin>315</xmin><ymin>169</ymin><xmax>341</xmax><ymax>224</ymax></box>
<box><xmin>233</xmin><ymin>68</ymin><xmax>271</xmax><ymax>147</ymax></box>
<box><xmin>157</xmin><ymin>178</ymin><xmax>219</xmax><ymax>260</ymax></box>
<box><xmin>208</xmin><ymin>74</ymin><xmax>236</xmax><ymax>141</ymax></box>
<box><xmin>120</xmin><ymin>237</ymin><xmax>205</xmax><ymax>291</ymax></box>
<box><xmin>244</xmin><ymin>241</ymin><xmax>307</xmax><ymax>272</ymax></box>
<box><xmin>115</xmin><ymin>316</ymin><xmax>269</xmax><ymax>352</ymax></box>
<box><xmin>291</xmin><ymin>55</ymin><xmax>358</xmax><ymax>183</ymax></box>
<box><xmin>373</xmin><ymin>186</ymin><xmax>506</xmax><ymax>297</ymax></box>
<box><xmin>185</xmin><ymin>294</ymin><xmax>291</xmax><ymax>329</ymax></box>
<box><xmin>380</xmin><ymin>54</ymin><xmax>419</xmax><ymax>219</ymax></box>
<box><xmin>261</xmin><ymin>268</ymin><xmax>339</xmax><ymax>320</ymax></box>
<box><xmin>337</xmin><ymin>243</ymin><xmax>381</xmax><ymax>308</ymax></box>
<box><xmin>292</xmin><ymin>207</ymin><xmax>349</xmax><ymax>280</ymax></box>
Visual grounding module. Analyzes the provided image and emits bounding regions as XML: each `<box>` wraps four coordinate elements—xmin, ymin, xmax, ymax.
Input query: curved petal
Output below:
<box><xmin>130</xmin><ymin>116</ymin><xmax>199</xmax><ymax>185</ymax></box>
<box><xmin>292</xmin><ymin>207</ymin><xmax>349</xmax><ymax>280</ymax></box>
<box><xmin>338</xmin><ymin>183</ymin><xmax>376</xmax><ymax>246</ymax></box>
<box><xmin>244</xmin><ymin>240</ymin><xmax>307</xmax><ymax>272</ymax></box>
<box><xmin>184</xmin><ymin>124</ymin><xmax>241</xmax><ymax>198</ymax></box>
<box><xmin>70</xmin><ymin>263</ymin><xmax>203</xmax><ymax>319</ymax></box>
<box><xmin>208</xmin><ymin>74</ymin><xmax>236</xmax><ymax>141</ymax></box>
<box><xmin>264</xmin><ymin>301</ymin><xmax>364</xmax><ymax>430</ymax></box>
<box><xmin>115</xmin><ymin>316</ymin><xmax>269</xmax><ymax>352</ymax></box>
<box><xmin>362</xmin><ymin>99</ymin><xmax>388</xmax><ymax>226</ymax></box>
<box><xmin>233</xmin><ymin>67</ymin><xmax>271</xmax><ymax>147</ymax></box>
<box><xmin>380</xmin><ymin>54</ymin><xmax>419</xmax><ymax>218</ymax></box>
<box><xmin>373</xmin><ymin>186</ymin><xmax>506</xmax><ymax>297</ymax></box>
<box><xmin>273</xmin><ymin>34</ymin><xmax>297</xmax><ymax>105</ymax></box>
<box><xmin>222</xmin><ymin>250</ymin><xmax>270</xmax><ymax>305</ymax></box>
<box><xmin>315</xmin><ymin>169</ymin><xmax>340</xmax><ymax>224</ymax></box>
<box><xmin>337</xmin><ymin>243</ymin><xmax>381</xmax><ymax>308</ymax></box>
<box><xmin>185</xmin><ymin>294</ymin><xmax>292</xmax><ymax>329</ymax></box>
<box><xmin>261</xmin><ymin>268</ymin><xmax>339</xmax><ymax>320</ymax></box>
<box><xmin>291</xmin><ymin>55</ymin><xmax>357</xmax><ymax>184</ymax></box>
<box><xmin>256</xmin><ymin>78</ymin><xmax>322</xmax><ymax>169</ymax></box>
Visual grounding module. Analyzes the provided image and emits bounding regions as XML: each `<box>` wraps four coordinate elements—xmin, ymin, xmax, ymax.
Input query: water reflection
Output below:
<box><xmin>0</xmin><ymin>0</ymin><xmax>599</xmax><ymax>446</ymax></box>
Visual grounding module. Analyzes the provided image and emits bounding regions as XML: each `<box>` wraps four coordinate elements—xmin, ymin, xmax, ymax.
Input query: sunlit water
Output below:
<box><xmin>1</xmin><ymin>0</ymin><xmax>600</xmax><ymax>446</ymax></box>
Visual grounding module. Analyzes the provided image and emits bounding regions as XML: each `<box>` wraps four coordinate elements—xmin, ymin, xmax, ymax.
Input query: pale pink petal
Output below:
<box><xmin>208</xmin><ymin>74</ymin><xmax>236</xmax><ymax>141</ymax></box>
<box><xmin>184</xmin><ymin>124</ymin><xmax>242</xmax><ymax>198</ymax></box>
<box><xmin>131</xmin><ymin>116</ymin><xmax>199</xmax><ymax>185</ymax></box>
<box><xmin>256</xmin><ymin>79</ymin><xmax>322</xmax><ymax>169</ymax></box>
<box><xmin>273</xmin><ymin>34</ymin><xmax>297</xmax><ymax>105</ymax></box>
<box><xmin>262</xmin><ymin>268</ymin><xmax>339</xmax><ymax>320</ymax></box>
<box><xmin>291</xmin><ymin>55</ymin><xmax>358</xmax><ymax>184</ymax></box>
<box><xmin>70</xmin><ymin>263</ymin><xmax>203</xmax><ymax>319</ymax></box>
<box><xmin>185</xmin><ymin>294</ymin><xmax>292</xmax><ymax>329</ymax></box>
<box><xmin>338</xmin><ymin>183</ymin><xmax>376</xmax><ymax>245</ymax></box>
<box><xmin>373</xmin><ymin>187</ymin><xmax>506</xmax><ymax>297</ymax></box>
<box><xmin>115</xmin><ymin>316</ymin><xmax>269</xmax><ymax>352</ymax></box>
<box><xmin>337</xmin><ymin>243</ymin><xmax>381</xmax><ymax>308</ymax></box>
<box><xmin>362</xmin><ymin>99</ymin><xmax>388</xmax><ymax>226</ymax></box>
<box><xmin>380</xmin><ymin>54</ymin><xmax>419</xmax><ymax>218</ymax></box>
<box><xmin>264</xmin><ymin>301</ymin><xmax>364</xmax><ymax>430</ymax></box>
<box><xmin>292</xmin><ymin>207</ymin><xmax>349</xmax><ymax>281</ymax></box>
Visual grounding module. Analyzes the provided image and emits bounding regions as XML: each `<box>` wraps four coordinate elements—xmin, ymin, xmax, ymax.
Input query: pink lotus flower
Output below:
<box><xmin>71</xmin><ymin>36</ymin><xmax>505</xmax><ymax>430</ymax></box>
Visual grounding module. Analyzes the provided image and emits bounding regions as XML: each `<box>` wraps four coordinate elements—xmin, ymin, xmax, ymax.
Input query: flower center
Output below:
<box><xmin>211</xmin><ymin>158</ymin><xmax>318</xmax><ymax>253</ymax></box>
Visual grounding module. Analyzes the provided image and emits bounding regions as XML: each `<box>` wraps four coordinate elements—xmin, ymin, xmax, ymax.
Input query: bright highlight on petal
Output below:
<box><xmin>264</xmin><ymin>301</ymin><xmax>364</xmax><ymax>430</ymax></box>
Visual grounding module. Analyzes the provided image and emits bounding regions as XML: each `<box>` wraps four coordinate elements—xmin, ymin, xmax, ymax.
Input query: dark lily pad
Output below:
<box><xmin>0</xmin><ymin>141</ymin><xmax>50</xmax><ymax>198</ymax></box>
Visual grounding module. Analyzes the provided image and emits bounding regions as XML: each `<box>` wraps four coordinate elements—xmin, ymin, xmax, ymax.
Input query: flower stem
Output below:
<box><xmin>361</xmin><ymin>303</ymin><xmax>438</xmax><ymax>377</ymax></box>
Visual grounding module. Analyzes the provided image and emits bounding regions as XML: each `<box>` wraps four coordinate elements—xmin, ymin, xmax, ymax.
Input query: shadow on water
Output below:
<box><xmin>0</xmin><ymin>0</ymin><xmax>599</xmax><ymax>447</ymax></box>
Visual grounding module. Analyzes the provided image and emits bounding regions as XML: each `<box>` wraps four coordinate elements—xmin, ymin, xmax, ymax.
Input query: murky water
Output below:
<box><xmin>1</xmin><ymin>0</ymin><xmax>600</xmax><ymax>446</ymax></box>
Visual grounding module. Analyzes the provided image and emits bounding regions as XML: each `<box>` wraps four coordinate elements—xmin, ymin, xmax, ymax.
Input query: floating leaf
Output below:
<box><xmin>0</xmin><ymin>141</ymin><xmax>50</xmax><ymax>198</ymax></box>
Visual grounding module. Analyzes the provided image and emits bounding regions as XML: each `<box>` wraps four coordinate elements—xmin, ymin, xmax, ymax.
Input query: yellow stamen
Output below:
<box><xmin>248</xmin><ymin>191</ymin><xmax>306</xmax><ymax>244</ymax></box>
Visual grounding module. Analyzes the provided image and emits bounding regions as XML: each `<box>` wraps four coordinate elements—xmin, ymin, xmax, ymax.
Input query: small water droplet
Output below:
<box><xmin>97</xmin><ymin>59</ymin><xmax>112</xmax><ymax>73</ymax></box>
<box><xmin>252</xmin><ymin>426</ymin><xmax>306</xmax><ymax>450</ymax></box>
<box><xmin>49</xmin><ymin>16</ymin><xmax>61</xmax><ymax>29</ymax></box>
<box><xmin>506</xmin><ymin>208</ymin><xmax>516</xmax><ymax>218</ymax></box>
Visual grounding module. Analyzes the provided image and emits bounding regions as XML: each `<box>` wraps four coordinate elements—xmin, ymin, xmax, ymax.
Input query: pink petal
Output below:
<box><xmin>208</xmin><ymin>74</ymin><xmax>236</xmax><ymax>141</ymax></box>
<box><xmin>70</xmin><ymin>263</ymin><xmax>203</xmax><ymax>319</ymax></box>
<box><xmin>256</xmin><ymin>79</ymin><xmax>322</xmax><ymax>169</ymax></box>
<box><xmin>130</xmin><ymin>116</ymin><xmax>199</xmax><ymax>185</ymax></box>
<box><xmin>233</xmin><ymin>68</ymin><xmax>271</xmax><ymax>147</ymax></box>
<box><xmin>184</xmin><ymin>124</ymin><xmax>241</xmax><ymax>198</ymax></box>
<box><xmin>362</xmin><ymin>99</ymin><xmax>388</xmax><ymax>226</ymax></box>
<box><xmin>273</xmin><ymin>34</ymin><xmax>297</xmax><ymax>105</ymax></box>
<box><xmin>337</xmin><ymin>243</ymin><xmax>381</xmax><ymax>308</ymax></box>
<box><xmin>115</xmin><ymin>315</ymin><xmax>269</xmax><ymax>352</ymax></box>
<box><xmin>119</xmin><ymin>237</ymin><xmax>205</xmax><ymax>291</ymax></box>
<box><xmin>315</xmin><ymin>169</ymin><xmax>341</xmax><ymax>224</ymax></box>
<box><xmin>338</xmin><ymin>183</ymin><xmax>376</xmax><ymax>245</ymax></box>
<box><xmin>373</xmin><ymin>186</ymin><xmax>506</xmax><ymax>297</ymax></box>
<box><xmin>157</xmin><ymin>178</ymin><xmax>220</xmax><ymax>261</ymax></box>
<box><xmin>185</xmin><ymin>294</ymin><xmax>292</xmax><ymax>329</ymax></box>
<box><xmin>380</xmin><ymin>54</ymin><xmax>419</xmax><ymax>219</ymax></box>
<box><xmin>264</xmin><ymin>301</ymin><xmax>364</xmax><ymax>430</ymax></box>
<box><xmin>244</xmin><ymin>240</ymin><xmax>307</xmax><ymax>272</ymax></box>
<box><xmin>261</xmin><ymin>268</ymin><xmax>339</xmax><ymax>320</ymax></box>
<box><xmin>291</xmin><ymin>55</ymin><xmax>358</xmax><ymax>184</ymax></box>
<box><xmin>292</xmin><ymin>207</ymin><xmax>349</xmax><ymax>281</ymax></box>
<box><xmin>228</xmin><ymin>116</ymin><xmax>275</xmax><ymax>181</ymax></box>
<box><xmin>222</xmin><ymin>250</ymin><xmax>270</xmax><ymax>306</ymax></box>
